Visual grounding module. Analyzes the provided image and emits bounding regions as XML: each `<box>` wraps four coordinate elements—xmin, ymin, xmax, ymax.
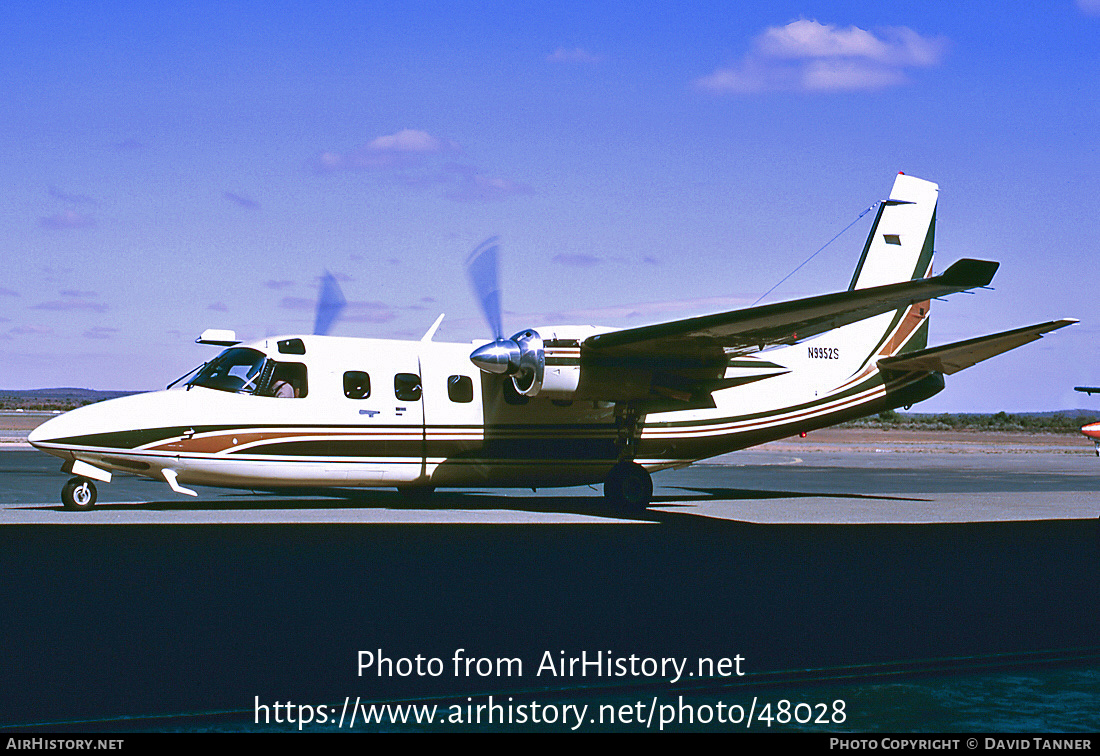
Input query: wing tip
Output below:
<box><xmin>1037</xmin><ymin>317</ymin><xmax>1077</xmax><ymax>334</ymax></box>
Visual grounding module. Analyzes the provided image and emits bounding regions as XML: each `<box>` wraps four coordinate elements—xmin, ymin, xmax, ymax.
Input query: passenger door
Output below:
<box><xmin>340</xmin><ymin>353</ymin><xmax>425</xmax><ymax>483</ymax></box>
<box><xmin>418</xmin><ymin>346</ymin><xmax>485</xmax><ymax>480</ymax></box>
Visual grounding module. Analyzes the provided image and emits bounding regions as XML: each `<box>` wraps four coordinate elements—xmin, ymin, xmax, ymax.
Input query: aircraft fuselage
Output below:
<box><xmin>29</xmin><ymin>321</ymin><xmax>940</xmax><ymax>495</ymax></box>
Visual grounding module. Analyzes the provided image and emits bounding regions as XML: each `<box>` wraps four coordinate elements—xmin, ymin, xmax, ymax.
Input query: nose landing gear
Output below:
<box><xmin>62</xmin><ymin>477</ymin><xmax>97</xmax><ymax>511</ymax></box>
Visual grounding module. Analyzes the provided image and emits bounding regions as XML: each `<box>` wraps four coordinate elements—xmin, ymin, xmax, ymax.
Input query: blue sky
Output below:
<box><xmin>2</xmin><ymin>1</ymin><xmax>1098</xmax><ymax>411</ymax></box>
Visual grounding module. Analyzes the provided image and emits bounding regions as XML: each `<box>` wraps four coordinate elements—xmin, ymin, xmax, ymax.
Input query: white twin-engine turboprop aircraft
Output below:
<box><xmin>30</xmin><ymin>174</ymin><xmax>1074</xmax><ymax>511</ymax></box>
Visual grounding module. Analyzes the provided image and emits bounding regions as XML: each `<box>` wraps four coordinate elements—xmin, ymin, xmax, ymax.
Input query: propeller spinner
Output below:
<box><xmin>466</xmin><ymin>237</ymin><xmax>545</xmax><ymax>396</ymax></box>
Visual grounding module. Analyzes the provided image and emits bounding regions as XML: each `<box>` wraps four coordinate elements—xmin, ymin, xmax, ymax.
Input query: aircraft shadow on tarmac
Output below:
<box><xmin>662</xmin><ymin>485</ymin><xmax>931</xmax><ymax>503</ymax></box>
<box><xmin>25</xmin><ymin>484</ymin><xmax>932</xmax><ymax>519</ymax></box>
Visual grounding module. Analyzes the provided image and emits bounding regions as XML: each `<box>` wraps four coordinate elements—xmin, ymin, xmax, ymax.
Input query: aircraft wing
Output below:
<box><xmin>878</xmin><ymin>319</ymin><xmax>1077</xmax><ymax>375</ymax></box>
<box><xmin>580</xmin><ymin>258</ymin><xmax>999</xmax><ymax>362</ymax></box>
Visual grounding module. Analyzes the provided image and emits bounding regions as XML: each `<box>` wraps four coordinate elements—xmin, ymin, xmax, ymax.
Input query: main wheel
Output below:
<box><xmin>62</xmin><ymin>477</ymin><xmax>98</xmax><ymax>511</ymax></box>
<box><xmin>604</xmin><ymin>462</ymin><xmax>653</xmax><ymax>512</ymax></box>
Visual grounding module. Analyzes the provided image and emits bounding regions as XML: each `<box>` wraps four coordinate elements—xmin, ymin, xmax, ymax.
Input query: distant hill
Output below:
<box><xmin>0</xmin><ymin>388</ymin><xmax>141</xmax><ymax>411</ymax></box>
<box><xmin>843</xmin><ymin>409</ymin><xmax>1100</xmax><ymax>434</ymax></box>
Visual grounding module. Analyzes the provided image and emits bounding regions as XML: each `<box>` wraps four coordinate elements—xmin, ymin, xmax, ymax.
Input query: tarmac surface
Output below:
<box><xmin>3</xmin><ymin>426</ymin><xmax>1099</xmax><ymax>524</ymax></box>
<box><xmin>3</xmin><ymin>428</ymin><xmax>1099</xmax><ymax>730</ymax></box>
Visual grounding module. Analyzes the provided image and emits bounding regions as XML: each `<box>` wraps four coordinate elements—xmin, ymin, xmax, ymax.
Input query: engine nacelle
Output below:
<box><xmin>471</xmin><ymin>325</ymin><xmax>616</xmax><ymax>400</ymax></box>
<box><xmin>509</xmin><ymin>329</ymin><xmax>544</xmax><ymax>396</ymax></box>
<box><xmin>527</xmin><ymin>325</ymin><xmax>614</xmax><ymax>400</ymax></box>
<box><xmin>536</xmin><ymin>361</ymin><xmax>580</xmax><ymax>399</ymax></box>
<box><xmin>470</xmin><ymin>329</ymin><xmax>546</xmax><ymax>397</ymax></box>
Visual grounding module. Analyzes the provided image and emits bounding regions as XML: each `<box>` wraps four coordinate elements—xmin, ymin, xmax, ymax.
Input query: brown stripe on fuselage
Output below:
<box><xmin>880</xmin><ymin>301</ymin><xmax>929</xmax><ymax>358</ymax></box>
<box><xmin>827</xmin><ymin>301</ymin><xmax>930</xmax><ymax>396</ymax></box>
<box><xmin>144</xmin><ymin>428</ymin><xmax>422</xmax><ymax>455</ymax></box>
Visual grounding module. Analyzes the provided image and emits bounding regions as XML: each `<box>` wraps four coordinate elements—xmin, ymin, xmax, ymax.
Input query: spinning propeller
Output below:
<box><xmin>466</xmin><ymin>237</ymin><xmax>545</xmax><ymax>396</ymax></box>
<box><xmin>313</xmin><ymin>270</ymin><xmax>347</xmax><ymax>336</ymax></box>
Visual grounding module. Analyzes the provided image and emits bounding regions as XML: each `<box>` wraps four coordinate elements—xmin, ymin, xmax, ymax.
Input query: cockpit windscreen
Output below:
<box><xmin>187</xmin><ymin>348</ymin><xmax>267</xmax><ymax>394</ymax></box>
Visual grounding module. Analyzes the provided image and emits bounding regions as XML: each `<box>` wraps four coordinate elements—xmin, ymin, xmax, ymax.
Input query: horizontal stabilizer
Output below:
<box><xmin>878</xmin><ymin>319</ymin><xmax>1076</xmax><ymax>375</ymax></box>
<box><xmin>582</xmin><ymin>258</ymin><xmax>1000</xmax><ymax>361</ymax></box>
<box><xmin>935</xmin><ymin>258</ymin><xmax>999</xmax><ymax>288</ymax></box>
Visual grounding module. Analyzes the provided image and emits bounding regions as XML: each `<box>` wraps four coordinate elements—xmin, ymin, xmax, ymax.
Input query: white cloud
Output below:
<box><xmin>694</xmin><ymin>60</ymin><xmax>793</xmax><ymax>94</ymax></box>
<box><xmin>758</xmin><ymin>20</ymin><xmax>946</xmax><ymax>66</ymax></box>
<box><xmin>547</xmin><ymin>47</ymin><xmax>603</xmax><ymax>64</ymax></box>
<box><xmin>367</xmin><ymin>129</ymin><xmax>446</xmax><ymax>152</ymax></box>
<box><xmin>316</xmin><ymin>129</ymin><xmax>458</xmax><ymax>172</ymax></box>
<box><xmin>1078</xmin><ymin>0</ymin><xmax>1100</xmax><ymax>15</ymax></box>
<box><xmin>695</xmin><ymin>19</ymin><xmax>948</xmax><ymax>94</ymax></box>
<box><xmin>801</xmin><ymin>59</ymin><xmax>909</xmax><ymax>91</ymax></box>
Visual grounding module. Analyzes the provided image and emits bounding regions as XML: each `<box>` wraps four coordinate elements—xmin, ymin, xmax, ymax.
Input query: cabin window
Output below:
<box><xmin>448</xmin><ymin>375</ymin><xmax>473</xmax><ymax>403</ymax></box>
<box><xmin>394</xmin><ymin>373</ymin><xmax>422</xmax><ymax>401</ymax></box>
<box><xmin>343</xmin><ymin>371</ymin><xmax>371</xmax><ymax>400</ymax></box>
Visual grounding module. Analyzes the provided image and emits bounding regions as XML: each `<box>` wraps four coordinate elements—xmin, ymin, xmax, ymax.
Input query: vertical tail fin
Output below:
<box><xmin>845</xmin><ymin>174</ymin><xmax>939</xmax><ymax>365</ymax></box>
<box><xmin>849</xmin><ymin>173</ymin><xmax>938</xmax><ymax>291</ymax></box>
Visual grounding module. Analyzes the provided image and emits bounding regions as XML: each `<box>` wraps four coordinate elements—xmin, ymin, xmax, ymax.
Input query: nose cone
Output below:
<box><xmin>27</xmin><ymin>412</ymin><xmax>67</xmax><ymax>448</ymax></box>
<box><xmin>470</xmin><ymin>339</ymin><xmax>521</xmax><ymax>375</ymax></box>
<box><xmin>27</xmin><ymin>392</ymin><xmax>155</xmax><ymax>452</ymax></box>
<box><xmin>28</xmin><ymin>403</ymin><xmax>104</xmax><ymax>450</ymax></box>
<box><xmin>26</xmin><ymin>415</ymin><xmax>52</xmax><ymax>446</ymax></box>
<box><xmin>28</xmin><ymin>408</ymin><xmax>91</xmax><ymax>461</ymax></box>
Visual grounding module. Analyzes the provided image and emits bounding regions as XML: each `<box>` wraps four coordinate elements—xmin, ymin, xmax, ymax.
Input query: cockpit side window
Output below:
<box><xmin>265</xmin><ymin>361</ymin><xmax>308</xmax><ymax>398</ymax></box>
<box><xmin>188</xmin><ymin>348</ymin><xmax>267</xmax><ymax>394</ymax></box>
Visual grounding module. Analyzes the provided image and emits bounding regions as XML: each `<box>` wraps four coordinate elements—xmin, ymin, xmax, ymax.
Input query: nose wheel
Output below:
<box><xmin>62</xmin><ymin>477</ymin><xmax>98</xmax><ymax>511</ymax></box>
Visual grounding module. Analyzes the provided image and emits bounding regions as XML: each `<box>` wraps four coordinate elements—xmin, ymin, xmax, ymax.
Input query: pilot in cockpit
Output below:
<box><xmin>269</xmin><ymin>365</ymin><xmax>298</xmax><ymax>398</ymax></box>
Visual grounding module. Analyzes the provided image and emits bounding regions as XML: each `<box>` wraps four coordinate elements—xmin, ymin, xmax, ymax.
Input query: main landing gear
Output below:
<box><xmin>62</xmin><ymin>477</ymin><xmax>97</xmax><ymax>511</ymax></box>
<box><xmin>603</xmin><ymin>461</ymin><xmax>653</xmax><ymax>513</ymax></box>
<box><xmin>603</xmin><ymin>403</ymin><xmax>653</xmax><ymax>513</ymax></box>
